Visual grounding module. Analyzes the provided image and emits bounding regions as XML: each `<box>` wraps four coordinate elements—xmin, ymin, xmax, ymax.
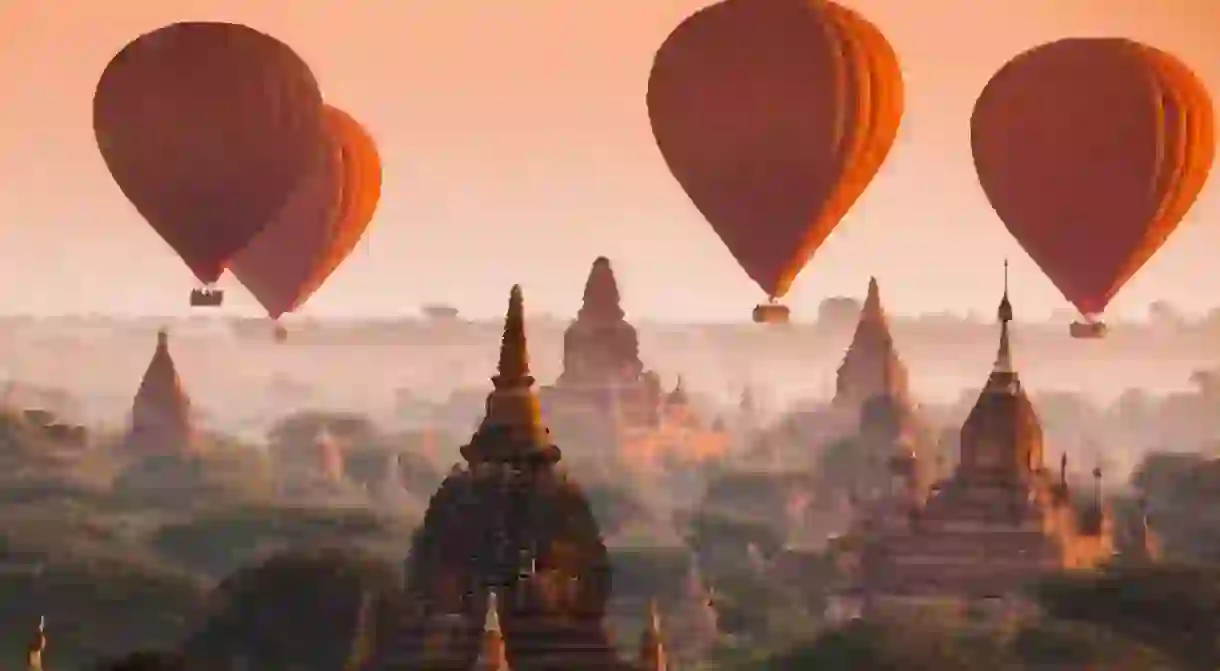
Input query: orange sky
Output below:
<box><xmin>0</xmin><ymin>0</ymin><xmax>1216</xmax><ymax>320</ymax></box>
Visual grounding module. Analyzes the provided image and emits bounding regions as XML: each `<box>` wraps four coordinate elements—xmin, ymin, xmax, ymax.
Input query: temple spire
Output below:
<box><xmin>475</xmin><ymin>590</ymin><xmax>508</xmax><ymax>670</ymax></box>
<box><xmin>127</xmin><ymin>328</ymin><xmax>192</xmax><ymax>454</ymax></box>
<box><xmin>994</xmin><ymin>260</ymin><xmax>1014</xmax><ymax>374</ymax></box>
<box><xmin>26</xmin><ymin>616</ymin><xmax>44</xmax><ymax>671</ymax></box>
<box><xmin>863</xmin><ymin>276</ymin><xmax>882</xmax><ymax>321</ymax></box>
<box><xmin>638</xmin><ymin>599</ymin><xmax>668</xmax><ymax>671</ymax></box>
<box><xmin>495</xmin><ymin>285</ymin><xmax>532</xmax><ymax>388</ymax></box>
<box><xmin>578</xmin><ymin>256</ymin><xmax>625</xmax><ymax>322</ymax></box>
<box><xmin>461</xmin><ymin>285</ymin><xmax>560</xmax><ymax>465</ymax></box>
<box><xmin>833</xmin><ymin>276</ymin><xmax>910</xmax><ymax>408</ymax></box>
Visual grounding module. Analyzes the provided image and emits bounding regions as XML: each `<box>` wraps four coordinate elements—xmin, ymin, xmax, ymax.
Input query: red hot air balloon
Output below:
<box><xmin>647</xmin><ymin>0</ymin><xmax>904</xmax><ymax>324</ymax></box>
<box><xmin>971</xmin><ymin>38</ymin><xmax>1214</xmax><ymax>338</ymax></box>
<box><xmin>93</xmin><ymin>22</ymin><xmax>326</xmax><ymax>307</ymax></box>
<box><xmin>228</xmin><ymin>106</ymin><xmax>382</xmax><ymax>340</ymax></box>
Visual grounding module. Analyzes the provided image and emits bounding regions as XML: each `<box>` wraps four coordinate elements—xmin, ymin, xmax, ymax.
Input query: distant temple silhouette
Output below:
<box><xmin>833</xmin><ymin>277</ymin><xmax>911</xmax><ymax>412</ymax></box>
<box><xmin>367</xmin><ymin>285</ymin><xmax>656</xmax><ymax>670</ymax></box>
<box><xmin>835</xmin><ymin>264</ymin><xmax>1118</xmax><ymax>618</ymax></box>
<box><xmin>540</xmin><ymin>257</ymin><xmax>727</xmax><ymax>472</ymax></box>
<box><xmin>125</xmin><ymin>329</ymin><xmax>193</xmax><ymax>455</ymax></box>
<box><xmin>766</xmin><ymin>276</ymin><xmax>930</xmax><ymax>489</ymax></box>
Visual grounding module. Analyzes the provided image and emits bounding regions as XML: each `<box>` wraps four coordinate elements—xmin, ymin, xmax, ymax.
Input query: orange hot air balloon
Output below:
<box><xmin>93</xmin><ymin>22</ymin><xmax>326</xmax><ymax>305</ymax></box>
<box><xmin>647</xmin><ymin>0</ymin><xmax>904</xmax><ymax>324</ymax></box>
<box><xmin>972</xmin><ymin>38</ymin><xmax>1214</xmax><ymax>338</ymax></box>
<box><xmin>228</xmin><ymin>106</ymin><xmax>382</xmax><ymax>334</ymax></box>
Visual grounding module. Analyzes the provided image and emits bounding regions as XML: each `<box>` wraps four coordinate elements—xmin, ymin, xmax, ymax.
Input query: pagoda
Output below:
<box><xmin>366</xmin><ymin>285</ymin><xmax>628</xmax><ymax>670</ymax></box>
<box><xmin>833</xmin><ymin>277</ymin><xmax>911</xmax><ymax>412</ymax></box>
<box><xmin>539</xmin><ymin>257</ymin><xmax>727</xmax><ymax>472</ymax></box>
<box><xmin>843</xmin><ymin>265</ymin><xmax>1114</xmax><ymax>616</ymax></box>
<box><xmin>124</xmin><ymin>329</ymin><xmax>193</xmax><ymax>455</ymax></box>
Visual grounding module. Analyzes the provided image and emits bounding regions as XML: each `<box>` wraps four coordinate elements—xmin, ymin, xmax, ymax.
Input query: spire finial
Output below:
<box><xmin>993</xmin><ymin>260</ymin><xmax>1014</xmax><ymax>374</ymax></box>
<box><xmin>27</xmin><ymin>615</ymin><xmax>45</xmax><ymax>671</ymax></box>
<box><xmin>998</xmin><ymin>259</ymin><xmax>1013</xmax><ymax>324</ymax></box>
<box><xmin>494</xmin><ymin>285</ymin><xmax>532</xmax><ymax>389</ymax></box>
<box><xmin>485</xmin><ymin>590</ymin><xmax>502</xmax><ymax>633</ymax></box>
<box><xmin>476</xmin><ymin>589</ymin><xmax>507</xmax><ymax>669</ymax></box>
<box><xmin>639</xmin><ymin>599</ymin><xmax>668</xmax><ymax>671</ymax></box>
<box><xmin>461</xmin><ymin>285</ymin><xmax>560</xmax><ymax>465</ymax></box>
<box><xmin>579</xmin><ymin>256</ymin><xmax>625</xmax><ymax>321</ymax></box>
<box><xmin>863</xmin><ymin>276</ymin><xmax>882</xmax><ymax>320</ymax></box>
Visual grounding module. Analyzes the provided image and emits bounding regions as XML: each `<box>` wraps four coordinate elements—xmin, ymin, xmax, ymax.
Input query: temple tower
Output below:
<box><xmin>637</xmin><ymin>600</ymin><xmax>667</xmax><ymax>671</ymax></box>
<box><xmin>126</xmin><ymin>329</ymin><xmax>193</xmax><ymax>455</ymax></box>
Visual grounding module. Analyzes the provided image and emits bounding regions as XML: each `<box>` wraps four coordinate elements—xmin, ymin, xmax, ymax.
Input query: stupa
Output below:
<box><xmin>366</xmin><ymin>285</ymin><xmax>628</xmax><ymax>670</ymax></box>
<box><xmin>842</xmin><ymin>267</ymin><xmax>1114</xmax><ymax>617</ymax></box>
<box><xmin>540</xmin><ymin>257</ymin><xmax>727</xmax><ymax>471</ymax></box>
<box><xmin>125</xmin><ymin>329</ymin><xmax>193</xmax><ymax>455</ymax></box>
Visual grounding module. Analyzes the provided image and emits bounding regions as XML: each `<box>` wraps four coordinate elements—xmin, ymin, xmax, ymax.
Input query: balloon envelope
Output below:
<box><xmin>229</xmin><ymin>106</ymin><xmax>382</xmax><ymax>319</ymax></box>
<box><xmin>971</xmin><ymin>38</ymin><xmax>1214</xmax><ymax>316</ymax></box>
<box><xmin>93</xmin><ymin>21</ymin><xmax>326</xmax><ymax>284</ymax></box>
<box><xmin>647</xmin><ymin>0</ymin><xmax>903</xmax><ymax>299</ymax></box>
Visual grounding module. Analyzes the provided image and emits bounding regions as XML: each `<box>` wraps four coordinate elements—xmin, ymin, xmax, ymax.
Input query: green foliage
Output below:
<box><xmin>609</xmin><ymin>546</ymin><xmax>690</xmax><ymax>601</ymax></box>
<box><xmin>1032</xmin><ymin>564</ymin><xmax>1220</xmax><ymax>669</ymax></box>
<box><xmin>149</xmin><ymin>504</ymin><xmax>414</xmax><ymax>578</ymax></box>
<box><xmin>1010</xmin><ymin>620</ymin><xmax>1170</xmax><ymax>669</ymax></box>
<box><xmin>183</xmin><ymin>547</ymin><xmax>401</xmax><ymax>671</ymax></box>
<box><xmin>86</xmin><ymin>650</ymin><xmax>187</xmax><ymax>670</ymax></box>
<box><xmin>0</xmin><ymin>548</ymin><xmax>205</xmax><ymax>667</ymax></box>
<box><xmin>756</xmin><ymin>619</ymin><xmax>1002</xmax><ymax>670</ymax></box>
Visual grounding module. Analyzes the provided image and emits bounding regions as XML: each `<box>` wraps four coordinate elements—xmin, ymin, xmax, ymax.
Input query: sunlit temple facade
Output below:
<box><xmin>834</xmin><ymin>270</ymin><xmax>1116</xmax><ymax>619</ymax></box>
<box><xmin>538</xmin><ymin>257</ymin><xmax>727</xmax><ymax>473</ymax></box>
<box><xmin>124</xmin><ymin>329</ymin><xmax>194</xmax><ymax>455</ymax></box>
<box><xmin>365</xmin><ymin>285</ymin><xmax>670</xmax><ymax>670</ymax></box>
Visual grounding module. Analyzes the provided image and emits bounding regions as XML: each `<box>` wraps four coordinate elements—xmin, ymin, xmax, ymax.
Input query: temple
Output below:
<box><xmin>833</xmin><ymin>277</ymin><xmax>911</xmax><ymax>412</ymax></box>
<box><xmin>26</xmin><ymin>616</ymin><xmax>44</xmax><ymax>671</ymax></box>
<box><xmin>636</xmin><ymin>601</ymin><xmax>667</xmax><ymax>671</ymax></box>
<box><xmin>475</xmin><ymin>591</ymin><xmax>508</xmax><ymax>670</ymax></box>
<box><xmin>366</xmin><ymin>285</ymin><xmax>630</xmax><ymax>670</ymax></box>
<box><xmin>837</xmin><ymin>264</ymin><xmax>1115</xmax><ymax>617</ymax></box>
<box><xmin>124</xmin><ymin>329</ymin><xmax>193</xmax><ymax>455</ymax></box>
<box><xmin>539</xmin><ymin>257</ymin><xmax>727</xmax><ymax>471</ymax></box>
<box><xmin>769</xmin><ymin>277</ymin><xmax>931</xmax><ymax>533</ymax></box>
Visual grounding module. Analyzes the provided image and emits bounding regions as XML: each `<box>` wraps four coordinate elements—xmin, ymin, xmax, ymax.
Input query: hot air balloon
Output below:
<box><xmin>93</xmin><ymin>22</ymin><xmax>327</xmax><ymax>307</ymax></box>
<box><xmin>647</xmin><ymin>0</ymin><xmax>904</xmax><ymax>324</ymax></box>
<box><xmin>971</xmin><ymin>38</ymin><xmax>1214</xmax><ymax>338</ymax></box>
<box><xmin>228</xmin><ymin>106</ymin><xmax>382</xmax><ymax>341</ymax></box>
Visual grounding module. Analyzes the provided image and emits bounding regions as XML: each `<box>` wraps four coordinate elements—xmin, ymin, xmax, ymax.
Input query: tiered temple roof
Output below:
<box><xmin>541</xmin><ymin>257</ymin><xmax>726</xmax><ymax>470</ymax></box>
<box><xmin>834</xmin><ymin>277</ymin><xmax>911</xmax><ymax>412</ymax></box>
<box><xmin>847</xmin><ymin>269</ymin><xmax>1113</xmax><ymax>603</ymax></box>
<box><xmin>125</xmin><ymin>329</ymin><xmax>192</xmax><ymax>455</ymax></box>
<box><xmin>368</xmin><ymin>286</ymin><xmax>626</xmax><ymax>671</ymax></box>
<box><xmin>557</xmin><ymin>257</ymin><xmax>643</xmax><ymax>387</ymax></box>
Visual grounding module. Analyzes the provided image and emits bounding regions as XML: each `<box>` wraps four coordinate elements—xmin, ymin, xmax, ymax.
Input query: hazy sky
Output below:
<box><xmin>0</xmin><ymin>0</ymin><xmax>1217</xmax><ymax>320</ymax></box>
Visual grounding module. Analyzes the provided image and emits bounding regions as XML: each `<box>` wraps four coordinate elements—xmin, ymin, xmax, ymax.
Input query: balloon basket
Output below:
<box><xmin>273</xmin><ymin>324</ymin><xmax>288</xmax><ymax>343</ymax></box>
<box><xmin>1069</xmin><ymin>320</ymin><xmax>1107</xmax><ymax>339</ymax></box>
<box><xmin>752</xmin><ymin>303</ymin><xmax>790</xmax><ymax>324</ymax></box>
<box><xmin>189</xmin><ymin>288</ymin><xmax>224</xmax><ymax>307</ymax></box>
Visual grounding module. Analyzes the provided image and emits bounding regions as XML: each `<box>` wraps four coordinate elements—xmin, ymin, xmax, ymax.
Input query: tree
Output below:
<box><xmin>182</xmin><ymin>548</ymin><xmax>402</xmax><ymax>671</ymax></box>
<box><xmin>755</xmin><ymin>619</ymin><xmax>999</xmax><ymax>670</ymax></box>
<box><xmin>1031</xmin><ymin>565</ymin><xmax>1220</xmax><ymax>669</ymax></box>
